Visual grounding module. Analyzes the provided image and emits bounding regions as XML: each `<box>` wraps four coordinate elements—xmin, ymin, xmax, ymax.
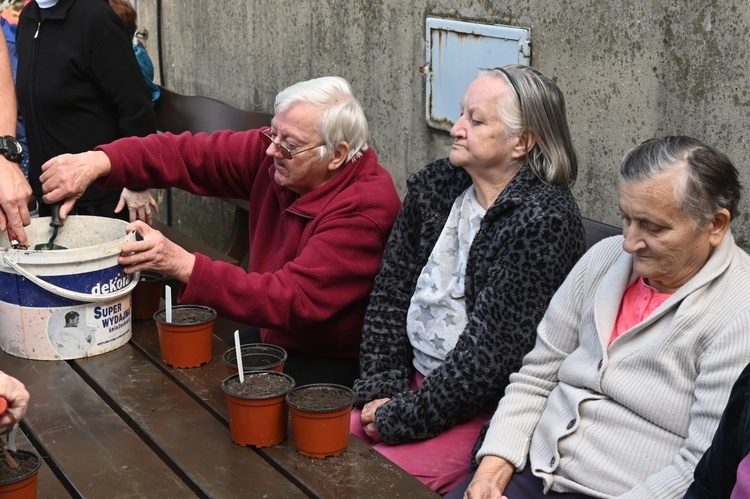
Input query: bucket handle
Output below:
<box><xmin>2</xmin><ymin>254</ymin><xmax>140</xmax><ymax>303</ymax></box>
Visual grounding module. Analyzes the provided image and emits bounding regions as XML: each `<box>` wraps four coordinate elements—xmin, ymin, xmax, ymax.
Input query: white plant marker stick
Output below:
<box><xmin>165</xmin><ymin>285</ymin><xmax>172</xmax><ymax>323</ymax></box>
<box><xmin>234</xmin><ymin>330</ymin><xmax>244</xmax><ymax>383</ymax></box>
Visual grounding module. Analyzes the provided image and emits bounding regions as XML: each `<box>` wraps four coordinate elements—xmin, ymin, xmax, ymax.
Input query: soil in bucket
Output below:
<box><xmin>154</xmin><ymin>305</ymin><xmax>217</xmax><ymax>368</ymax></box>
<box><xmin>222</xmin><ymin>371</ymin><xmax>295</xmax><ymax>447</ymax></box>
<box><xmin>0</xmin><ymin>450</ymin><xmax>41</xmax><ymax>498</ymax></box>
<box><xmin>286</xmin><ymin>384</ymin><xmax>355</xmax><ymax>459</ymax></box>
<box><xmin>222</xmin><ymin>343</ymin><xmax>287</xmax><ymax>375</ymax></box>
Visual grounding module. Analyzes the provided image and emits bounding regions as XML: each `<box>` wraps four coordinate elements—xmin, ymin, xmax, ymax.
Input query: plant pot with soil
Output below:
<box><xmin>0</xmin><ymin>426</ymin><xmax>41</xmax><ymax>499</ymax></box>
<box><xmin>222</xmin><ymin>343</ymin><xmax>287</xmax><ymax>376</ymax></box>
<box><xmin>154</xmin><ymin>305</ymin><xmax>217</xmax><ymax>368</ymax></box>
<box><xmin>131</xmin><ymin>271</ymin><xmax>166</xmax><ymax>320</ymax></box>
<box><xmin>286</xmin><ymin>383</ymin><xmax>355</xmax><ymax>459</ymax></box>
<box><xmin>222</xmin><ymin>371</ymin><xmax>295</xmax><ymax>447</ymax></box>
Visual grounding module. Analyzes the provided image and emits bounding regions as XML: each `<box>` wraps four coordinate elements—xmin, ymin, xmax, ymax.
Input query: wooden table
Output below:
<box><xmin>0</xmin><ymin>316</ymin><xmax>439</xmax><ymax>498</ymax></box>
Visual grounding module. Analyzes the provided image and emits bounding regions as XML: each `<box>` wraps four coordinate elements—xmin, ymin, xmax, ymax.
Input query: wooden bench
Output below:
<box><xmin>582</xmin><ymin>216</ymin><xmax>621</xmax><ymax>250</ymax></box>
<box><xmin>153</xmin><ymin>86</ymin><xmax>273</xmax><ymax>268</ymax></box>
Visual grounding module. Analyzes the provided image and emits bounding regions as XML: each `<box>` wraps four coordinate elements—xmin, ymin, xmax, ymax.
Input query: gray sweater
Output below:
<box><xmin>478</xmin><ymin>233</ymin><xmax>750</xmax><ymax>498</ymax></box>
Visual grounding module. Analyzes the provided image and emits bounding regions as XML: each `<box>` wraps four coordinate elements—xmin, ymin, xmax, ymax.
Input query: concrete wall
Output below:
<box><xmin>136</xmin><ymin>0</ymin><xmax>750</xmax><ymax>249</ymax></box>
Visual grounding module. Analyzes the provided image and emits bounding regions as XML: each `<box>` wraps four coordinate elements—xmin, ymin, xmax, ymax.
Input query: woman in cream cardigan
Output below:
<box><xmin>453</xmin><ymin>136</ymin><xmax>750</xmax><ymax>499</ymax></box>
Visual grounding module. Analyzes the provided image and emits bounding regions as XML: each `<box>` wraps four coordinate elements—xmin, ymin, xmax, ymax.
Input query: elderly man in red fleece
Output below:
<box><xmin>39</xmin><ymin>76</ymin><xmax>401</xmax><ymax>387</ymax></box>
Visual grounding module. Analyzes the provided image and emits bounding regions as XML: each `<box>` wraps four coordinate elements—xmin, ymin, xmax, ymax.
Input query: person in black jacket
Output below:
<box><xmin>685</xmin><ymin>361</ymin><xmax>750</xmax><ymax>498</ymax></box>
<box><xmin>15</xmin><ymin>0</ymin><xmax>157</xmax><ymax>223</ymax></box>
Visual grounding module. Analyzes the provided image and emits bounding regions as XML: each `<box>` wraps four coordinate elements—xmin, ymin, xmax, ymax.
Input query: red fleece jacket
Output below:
<box><xmin>98</xmin><ymin>129</ymin><xmax>401</xmax><ymax>358</ymax></box>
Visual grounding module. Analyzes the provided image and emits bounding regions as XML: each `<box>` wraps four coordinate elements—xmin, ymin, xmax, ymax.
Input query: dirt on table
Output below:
<box><xmin>287</xmin><ymin>385</ymin><xmax>354</xmax><ymax>412</ymax></box>
<box><xmin>225</xmin><ymin>372</ymin><xmax>294</xmax><ymax>398</ymax></box>
<box><xmin>155</xmin><ymin>307</ymin><xmax>215</xmax><ymax>325</ymax></box>
<box><xmin>0</xmin><ymin>451</ymin><xmax>38</xmax><ymax>483</ymax></box>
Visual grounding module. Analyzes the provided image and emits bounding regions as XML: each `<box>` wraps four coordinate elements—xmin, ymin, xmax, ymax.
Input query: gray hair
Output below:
<box><xmin>274</xmin><ymin>76</ymin><xmax>370</xmax><ymax>162</ymax></box>
<box><xmin>620</xmin><ymin>136</ymin><xmax>742</xmax><ymax>226</ymax></box>
<box><xmin>478</xmin><ymin>64</ymin><xmax>577</xmax><ymax>187</ymax></box>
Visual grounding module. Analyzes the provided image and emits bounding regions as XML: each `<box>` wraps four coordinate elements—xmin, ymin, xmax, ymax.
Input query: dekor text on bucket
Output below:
<box><xmin>91</xmin><ymin>274</ymin><xmax>132</xmax><ymax>294</ymax></box>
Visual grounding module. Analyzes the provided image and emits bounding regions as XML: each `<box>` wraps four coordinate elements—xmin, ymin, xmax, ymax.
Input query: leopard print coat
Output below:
<box><xmin>353</xmin><ymin>159</ymin><xmax>586</xmax><ymax>444</ymax></box>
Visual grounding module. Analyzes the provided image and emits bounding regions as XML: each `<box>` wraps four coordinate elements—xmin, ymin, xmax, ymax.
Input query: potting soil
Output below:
<box><xmin>226</xmin><ymin>373</ymin><xmax>293</xmax><ymax>397</ymax></box>
<box><xmin>155</xmin><ymin>308</ymin><xmax>214</xmax><ymax>325</ymax></box>
<box><xmin>0</xmin><ymin>451</ymin><xmax>37</xmax><ymax>483</ymax></box>
<box><xmin>287</xmin><ymin>386</ymin><xmax>353</xmax><ymax>411</ymax></box>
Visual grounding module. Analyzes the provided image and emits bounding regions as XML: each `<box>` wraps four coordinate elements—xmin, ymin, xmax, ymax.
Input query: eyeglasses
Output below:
<box><xmin>260</xmin><ymin>128</ymin><xmax>326</xmax><ymax>160</ymax></box>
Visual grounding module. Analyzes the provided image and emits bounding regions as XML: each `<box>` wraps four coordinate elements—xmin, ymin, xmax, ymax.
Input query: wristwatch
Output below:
<box><xmin>0</xmin><ymin>135</ymin><xmax>23</xmax><ymax>163</ymax></box>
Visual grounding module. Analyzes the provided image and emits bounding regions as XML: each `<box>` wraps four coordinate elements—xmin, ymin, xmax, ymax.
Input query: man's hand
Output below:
<box><xmin>116</xmin><ymin>188</ymin><xmax>159</xmax><ymax>224</ymax></box>
<box><xmin>119</xmin><ymin>221</ymin><xmax>195</xmax><ymax>284</ymax></box>
<box><xmin>464</xmin><ymin>456</ymin><xmax>515</xmax><ymax>499</ymax></box>
<box><xmin>40</xmin><ymin>151</ymin><xmax>112</xmax><ymax>220</ymax></box>
<box><xmin>360</xmin><ymin>397</ymin><xmax>390</xmax><ymax>443</ymax></box>
<box><xmin>0</xmin><ymin>371</ymin><xmax>29</xmax><ymax>431</ymax></box>
<box><xmin>0</xmin><ymin>158</ymin><xmax>31</xmax><ymax>247</ymax></box>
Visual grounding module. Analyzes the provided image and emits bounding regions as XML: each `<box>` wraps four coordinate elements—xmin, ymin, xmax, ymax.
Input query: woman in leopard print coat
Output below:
<box><xmin>352</xmin><ymin>65</ymin><xmax>586</xmax><ymax>493</ymax></box>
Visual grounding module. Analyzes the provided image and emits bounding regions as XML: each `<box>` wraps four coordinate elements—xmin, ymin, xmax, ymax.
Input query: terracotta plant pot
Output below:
<box><xmin>286</xmin><ymin>383</ymin><xmax>355</xmax><ymax>458</ymax></box>
<box><xmin>131</xmin><ymin>271</ymin><xmax>166</xmax><ymax>320</ymax></box>
<box><xmin>0</xmin><ymin>450</ymin><xmax>42</xmax><ymax>498</ymax></box>
<box><xmin>222</xmin><ymin>371</ymin><xmax>295</xmax><ymax>447</ymax></box>
<box><xmin>222</xmin><ymin>343</ymin><xmax>287</xmax><ymax>376</ymax></box>
<box><xmin>153</xmin><ymin>305</ymin><xmax>217</xmax><ymax>368</ymax></box>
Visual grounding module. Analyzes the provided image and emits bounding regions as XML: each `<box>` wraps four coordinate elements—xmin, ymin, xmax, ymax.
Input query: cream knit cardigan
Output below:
<box><xmin>478</xmin><ymin>232</ymin><xmax>750</xmax><ymax>498</ymax></box>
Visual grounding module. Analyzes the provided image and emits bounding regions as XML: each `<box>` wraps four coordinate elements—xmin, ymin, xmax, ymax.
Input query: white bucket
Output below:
<box><xmin>0</xmin><ymin>216</ymin><xmax>138</xmax><ymax>360</ymax></box>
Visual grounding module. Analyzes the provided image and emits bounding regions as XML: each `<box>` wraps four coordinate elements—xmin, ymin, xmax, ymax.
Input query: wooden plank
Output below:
<box><xmin>220</xmin><ymin>197</ymin><xmax>249</xmax><ymax>212</ymax></box>
<box><xmin>14</xmin><ymin>427</ymin><xmax>70</xmax><ymax>498</ymax></box>
<box><xmin>0</xmin><ymin>349</ymin><xmax>194</xmax><ymax>497</ymax></box>
<box><xmin>130</xmin><ymin>316</ymin><xmax>236</xmax><ymax>406</ymax></box>
<box><xmin>582</xmin><ymin>217</ymin><xmax>621</xmax><ymax>250</ymax></box>
<box><xmin>223</xmin><ymin>204</ymin><xmax>249</xmax><ymax>265</ymax></box>
<box><xmin>73</xmin><ymin>341</ymin><xmax>306</xmax><ymax>498</ymax></box>
<box><xmin>130</xmin><ymin>320</ymin><xmax>440</xmax><ymax>499</ymax></box>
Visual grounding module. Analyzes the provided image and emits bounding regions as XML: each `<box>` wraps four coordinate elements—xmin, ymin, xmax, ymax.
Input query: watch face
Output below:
<box><xmin>6</xmin><ymin>138</ymin><xmax>21</xmax><ymax>156</ymax></box>
<box><xmin>1</xmin><ymin>136</ymin><xmax>23</xmax><ymax>162</ymax></box>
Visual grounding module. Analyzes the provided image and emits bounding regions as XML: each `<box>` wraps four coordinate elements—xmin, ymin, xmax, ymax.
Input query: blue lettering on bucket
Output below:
<box><xmin>0</xmin><ymin>267</ymin><xmax>133</xmax><ymax>307</ymax></box>
<box><xmin>93</xmin><ymin>303</ymin><xmax>122</xmax><ymax>319</ymax></box>
<box><xmin>91</xmin><ymin>275</ymin><xmax>131</xmax><ymax>295</ymax></box>
<box><xmin>95</xmin><ymin>305</ymin><xmax>131</xmax><ymax>328</ymax></box>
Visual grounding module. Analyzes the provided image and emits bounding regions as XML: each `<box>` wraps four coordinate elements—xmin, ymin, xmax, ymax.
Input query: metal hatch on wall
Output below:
<box><xmin>423</xmin><ymin>17</ymin><xmax>531</xmax><ymax>133</ymax></box>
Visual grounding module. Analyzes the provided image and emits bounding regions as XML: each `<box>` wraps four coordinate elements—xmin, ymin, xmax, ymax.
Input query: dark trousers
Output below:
<box><xmin>445</xmin><ymin>467</ymin><xmax>595</xmax><ymax>499</ymax></box>
<box><xmin>228</xmin><ymin>326</ymin><xmax>360</xmax><ymax>388</ymax></box>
